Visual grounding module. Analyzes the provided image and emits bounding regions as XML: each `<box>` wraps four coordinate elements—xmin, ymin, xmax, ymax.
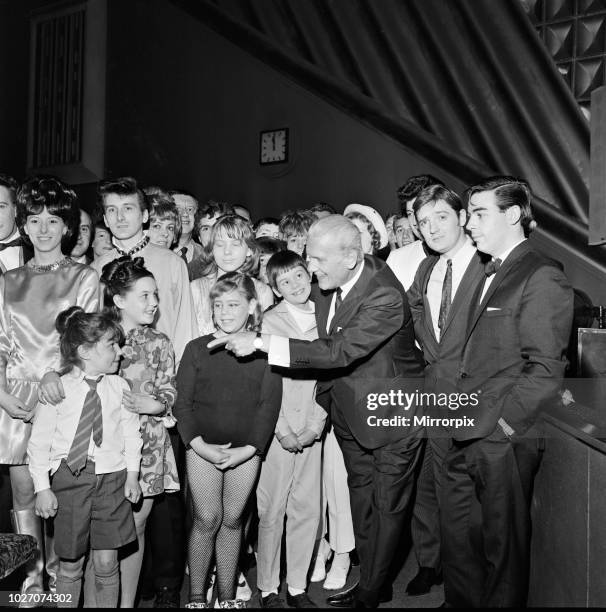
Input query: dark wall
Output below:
<box><xmin>101</xmin><ymin>0</ymin><xmax>606</xmax><ymax>302</ymax></box>
<box><xmin>0</xmin><ymin>1</ymin><xmax>31</xmax><ymax>179</ymax></box>
<box><xmin>104</xmin><ymin>0</ymin><xmax>460</xmax><ymax>219</ymax></box>
<box><xmin>2</xmin><ymin>0</ymin><xmax>604</xmax><ymax>301</ymax></box>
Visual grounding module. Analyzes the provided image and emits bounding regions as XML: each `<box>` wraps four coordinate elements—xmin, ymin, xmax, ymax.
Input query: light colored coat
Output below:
<box><xmin>261</xmin><ymin>300</ymin><xmax>326</xmax><ymax>439</ymax></box>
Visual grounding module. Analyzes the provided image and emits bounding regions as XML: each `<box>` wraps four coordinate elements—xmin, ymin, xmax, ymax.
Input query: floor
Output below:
<box><xmin>2</xmin><ymin>548</ymin><xmax>444</xmax><ymax>608</ymax></box>
<box><xmin>139</xmin><ymin>546</ymin><xmax>445</xmax><ymax>609</ymax></box>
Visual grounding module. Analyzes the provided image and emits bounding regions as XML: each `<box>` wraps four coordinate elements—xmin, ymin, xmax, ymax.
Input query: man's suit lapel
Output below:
<box><xmin>465</xmin><ymin>242</ymin><xmax>529</xmax><ymax>344</ymax></box>
<box><xmin>312</xmin><ymin>286</ymin><xmax>332</xmax><ymax>339</ymax></box>
<box><xmin>329</xmin><ymin>259</ymin><xmax>374</xmax><ymax>334</ymax></box>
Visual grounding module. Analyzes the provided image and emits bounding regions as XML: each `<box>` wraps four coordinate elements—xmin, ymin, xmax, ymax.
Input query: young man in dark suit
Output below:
<box><xmin>406</xmin><ymin>184</ymin><xmax>486</xmax><ymax>597</ymax></box>
<box><xmin>0</xmin><ymin>174</ymin><xmax>33</xmax><ymax>272</ymax></box>
<box><xmin>0</xmin><ymin>173</ymin><xmax>33</xmax><ymax>543</ymax></box>
<box><xmin>209</xmin><ymin>215</ymin><xmax>424</xmax><ymax>609</ymax></box>
<box><xmin>441</xmin><ymin>176</ymin><xmax>574</xmax><ymax>607</ymax></box>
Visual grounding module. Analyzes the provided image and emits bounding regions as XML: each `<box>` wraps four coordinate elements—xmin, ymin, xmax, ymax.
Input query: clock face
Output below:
<box><xmin>260</xmin><ymin>128</ymin><xmax>289</xmax><ymax>165</ymax></box>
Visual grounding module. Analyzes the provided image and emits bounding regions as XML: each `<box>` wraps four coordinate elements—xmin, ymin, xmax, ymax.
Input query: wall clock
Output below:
<box><xmin>260</xmin><ymin>128</ymin><xmax>289</xmax><ymax>165</ymax></box>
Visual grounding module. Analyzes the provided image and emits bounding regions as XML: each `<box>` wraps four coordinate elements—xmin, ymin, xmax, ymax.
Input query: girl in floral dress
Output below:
<box><xmin>101</xmin><ymin>256</ymin><xmax>179</xmax><ymax>608</ymax></box>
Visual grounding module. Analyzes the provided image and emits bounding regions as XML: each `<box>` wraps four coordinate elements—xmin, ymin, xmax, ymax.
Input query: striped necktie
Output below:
<box><xmin>66</xmin><ymin>376</ymin><xmax>104</xmax><ymax>476</ymax></box>
<box><xmin>335</xmin><ymin>287</ymin><xmax>343</xmax><ymax>311</ymax></box>
<box><xmin>438</xmin><ymin>259</ymin><xmax>452</xmax><ymax>333</ymax></box>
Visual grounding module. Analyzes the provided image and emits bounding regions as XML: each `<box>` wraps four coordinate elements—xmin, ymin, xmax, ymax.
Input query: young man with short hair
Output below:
<box><xmin>440</xmin><ymin>176</ymin><xmax>573</xmax><ymax>607</ymax></box>
<box><xmin>387</xmin><ymin>174</ymin><xmax>444</xmax><ymax>290</ymax></box>
<box><xmin>92</xmin><ymin>177</ymin><xmax>195</xmax><ymax>607</ymax></box>
<box><xmin>0</xmin><ymin>173</ymin><xmax>32</xmax><ymax>271</ymax></box>
<box><xmin>406</xmin><ymin>184</ymin><xmax>486</xmax><ymax>597</ymax></box>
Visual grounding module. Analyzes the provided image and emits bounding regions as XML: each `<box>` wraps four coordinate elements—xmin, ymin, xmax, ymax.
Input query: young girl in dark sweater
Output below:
<box><xmin>175</xmin><ymin>272</ymin><xmax>281</xmax><ymax>609</ymax></box>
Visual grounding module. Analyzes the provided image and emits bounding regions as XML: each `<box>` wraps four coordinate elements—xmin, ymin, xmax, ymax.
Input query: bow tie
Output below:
<box><xmin>0</xmin><ymin>238</ymin><xmax>22</xmax><ymax>252</ymax></box>
<box><xmin>484</xmin><ymin>258</ymin><xmax>502</xmax><ymax>277</ymax></box>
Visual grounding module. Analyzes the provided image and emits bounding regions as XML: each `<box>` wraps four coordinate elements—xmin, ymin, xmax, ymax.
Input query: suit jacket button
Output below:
<box><xmin>460</xmin><ymin>372</ymin><xmax>468</xmax><ymax>379</ymax></box>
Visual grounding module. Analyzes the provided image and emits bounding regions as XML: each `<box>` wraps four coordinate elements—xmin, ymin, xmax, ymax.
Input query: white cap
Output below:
<box><xmin>343</xmin><ymin>203</ymin><xmax>389</xmax><ymax>250</ymax></box>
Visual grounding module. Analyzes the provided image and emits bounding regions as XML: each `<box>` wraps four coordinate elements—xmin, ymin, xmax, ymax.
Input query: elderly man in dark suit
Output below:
<box><xmin>440</xmin><ymin>176</ymin><xmax>574</xmax><ymax>607</ymax></box>
<box><xmin>209</xmin><ymin>215</ymin><xmax>424</xmax><ymax>608</ymax></box>
<box><xmin>406</xmin><ymin>184</ymin><xmax>486</xmax><ymax>597</ymax></box>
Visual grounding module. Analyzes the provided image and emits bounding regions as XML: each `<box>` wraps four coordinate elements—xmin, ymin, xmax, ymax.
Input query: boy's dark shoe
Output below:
<box><xmin>259</xmin><ymin>592</ymin><xmax>285</xmax><ymax>608</ymax></box>
<box><xmin>286</xmin><ymin>592</ymin><xmax>318</xmax><ymax>608</ymax></box>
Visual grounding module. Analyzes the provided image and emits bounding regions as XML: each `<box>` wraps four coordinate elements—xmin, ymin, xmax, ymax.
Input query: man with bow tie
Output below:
<box><xmin>209</xmin><ymin>215</ymin><xmax>424</xmax><ymax>608</ymax></box>
<box><xmin>0</xmin><ymin>174</ymin><xmax>32</xmax><ymax>273</ymax></box>
<box><xmin>440</xmin><ymin>176</ymin><xmax>573</xmax><ymax>607</ymax></box>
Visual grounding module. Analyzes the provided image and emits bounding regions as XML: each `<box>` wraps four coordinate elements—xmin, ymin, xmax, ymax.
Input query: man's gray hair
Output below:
<box><xmin>308</xmin><ymin>215</ymin><xmax>363</xmax><ymax>257</ymax></box>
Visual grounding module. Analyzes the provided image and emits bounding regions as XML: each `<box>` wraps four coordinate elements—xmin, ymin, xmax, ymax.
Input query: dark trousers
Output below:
<box><xmin>336</xmin><ymin>433</ymin><xmax>422</xmax><ymax>607</ymax></box>
<box><xmin>440</xmin><ymin>431</ymin><xmax>542</xmax><ymax>607</ymax></box>
<box><xmin>142</xmin><ymin>430</ymin><xmax>186</xmax><ymax>592</ymax></box>
<box><xmin>410</xmin><ymin>436</ymin><xmax>449</xmax><ymax>570</ymax></box>
<box><xmin>0</xmin><ymin>466</ymin><xmax>11</xmax><ymax>533</ymax></box>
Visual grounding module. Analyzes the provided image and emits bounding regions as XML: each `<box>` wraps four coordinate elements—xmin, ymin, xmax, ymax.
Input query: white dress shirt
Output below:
<box><xmin>0</xmin><ymin>229</ymin><xmax>22</xmax><ymax>272</ymax></box>
<box><xmin>386</xmin><ymin>240</ymin><xmax>427</xmax><ymax>291</ymax></box>
<box><xmin>479</xmin><ymin>239</ymin><xmax>526</xmax><ymax>302</ymax></box>
<box><xmin>285</xmin><ymin>300</ymin><xmax>316</xmax><ymax>335</ymax></box>
<box><xmin>426</xmin><ymin>238</ymin><xmax>476</xmax><ymax>340</ymax></box>
<box><xmin>28</xmin><ymin>369</ymin><xmax>142</xmax><ymax>493</ymax></box>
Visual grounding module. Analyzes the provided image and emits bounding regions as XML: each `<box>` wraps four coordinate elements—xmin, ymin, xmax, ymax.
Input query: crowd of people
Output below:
<box><xmin>0</xmin><ymin>171</ymin><xmax>574</xmax><ymax>609</ymax></box>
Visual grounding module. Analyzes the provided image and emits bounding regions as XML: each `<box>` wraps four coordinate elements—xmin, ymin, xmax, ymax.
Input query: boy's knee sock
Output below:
<box><xmin>56</xmin><ymin>574</ymin><xmax>81</xmax><ymax>608</ymax></box>
<box><xmin>94</xmin><ymin>563</ymin><xmax>119</xmax><ymax>608</ymax></box>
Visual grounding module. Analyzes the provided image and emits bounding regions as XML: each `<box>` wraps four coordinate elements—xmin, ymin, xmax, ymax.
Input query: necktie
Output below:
<box><xmin>0</xmin><ymin>238</ymin><xmax>22</xmax><ymax>251</ymax></box>
<box><xmin>485</xmin><ymin>258</ymin><xmax>502</xmax><ymax>277</ymax></box>
<box><xmin>334</xmin><ymin>287</ymin><xmax>343</xmax><ymax>311</ymax></box>
<box><xmin>438</xmin><ymin>259</ymin><xmax>452</xmax><ymax>332</ymax></box>
<box><xmin>66</xmin><ymin>376</ymin><xmax>104</xmax><ymax>476</ymax></box>
<box><xmin>179</xmin><ymin>247</ymin><xmax>188</xmax><ymax>264</ymax></box>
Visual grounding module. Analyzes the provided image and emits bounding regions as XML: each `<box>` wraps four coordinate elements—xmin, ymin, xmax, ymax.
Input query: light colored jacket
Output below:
<box><xmin>262</xmin><ymin>301</ymin><xmax>327</xmax><ymax>440</ymax></box>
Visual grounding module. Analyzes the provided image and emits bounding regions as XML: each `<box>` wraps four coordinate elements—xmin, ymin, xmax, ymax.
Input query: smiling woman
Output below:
<box><xmin>0</xmin><ymin>175</ymin><xmax>100</xmax><ymax>599</ymax></box>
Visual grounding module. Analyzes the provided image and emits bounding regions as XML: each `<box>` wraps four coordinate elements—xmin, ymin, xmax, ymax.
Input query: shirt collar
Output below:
<box><xmin>1</xmin><ymin>229</ymin><xmax>20</xmax><ymax>244</ymax></box>
<box><xmin>285</xmin><ymin>300</ymin><xmax>315</xmax><ymax>316</ymax></box>
<box><xmin>339</xmin><ymin>260</ymin><xmax>365</xmax><ymax>301</ymax></box>
<box><xmin>494</xmin><ymin>238</ymin><xmax>526</xmax><ymax>265</ymax></box>
<box><xmin>440</xmin><ymin>236</ymin><xmax>476</xmax><ymax>266</ymax></box>
<box><xmin>68</xmin><ymin>367</ymin><xmax>105</xmax><ymax>384</ymax></box>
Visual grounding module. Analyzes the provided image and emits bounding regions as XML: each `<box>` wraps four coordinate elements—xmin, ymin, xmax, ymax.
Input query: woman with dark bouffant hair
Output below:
<box><xmin>0</xmin><ymin>175</ymin><xmax>100</xmax><ymax>598</ymax></box>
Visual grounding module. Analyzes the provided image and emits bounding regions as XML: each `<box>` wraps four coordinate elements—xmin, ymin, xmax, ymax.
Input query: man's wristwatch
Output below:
<box><xmin>253</xmin><ymin>331</ymin><xmax>264</xmax><ymax>350</ymax></box>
